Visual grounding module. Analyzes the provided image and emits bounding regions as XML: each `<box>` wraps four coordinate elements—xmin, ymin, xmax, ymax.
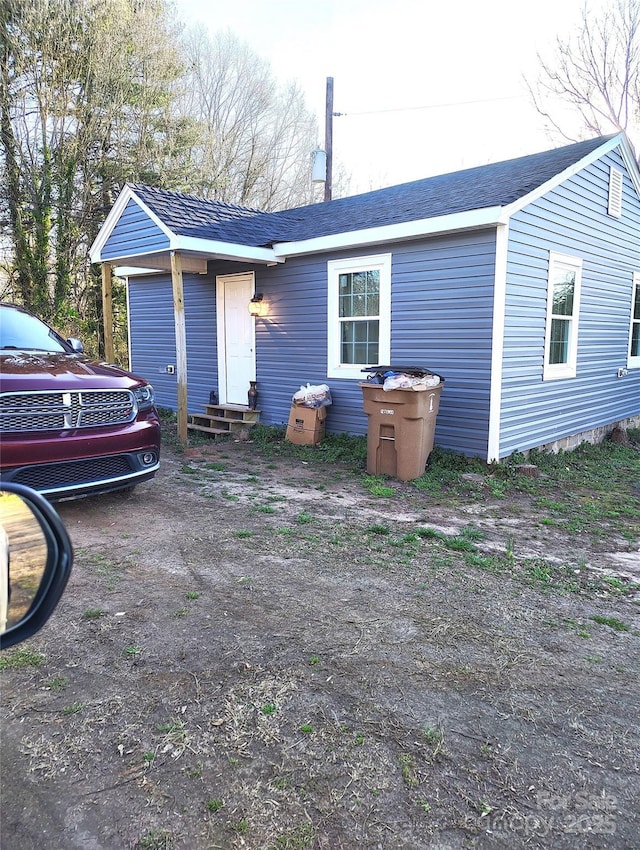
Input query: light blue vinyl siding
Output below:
<box><xmin>128</xmin><ymin>233</ymin><xmax>496</xmax><ymax>455</ymax></box>
<box><xmin>128</xmin><ymin>273</ymin><xmax>217</xmax><ymax>413</ymax></box>
<box><xmin>501</xmin><ymin>148</ymin><xmax>640</xmax><ymax>457</ymax></box>
<box><xmin>103</xmin><ymin>200</ymin><xmax>169</xmax><ymax>260</ymax></box>
<box><xmin>248</xmin><ymin>232</ymin><xmax>496</xmax><ymax>456</ymax></box>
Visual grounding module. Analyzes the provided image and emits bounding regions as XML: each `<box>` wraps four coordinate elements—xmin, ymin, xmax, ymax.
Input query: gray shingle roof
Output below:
<box><xmin>132</xmin><ymin>136</ymin><xmax>615</xmax><ymax>248</ymax></box>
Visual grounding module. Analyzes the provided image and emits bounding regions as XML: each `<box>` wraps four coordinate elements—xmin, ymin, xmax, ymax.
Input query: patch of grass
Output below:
<box><xmin>250</xmin><ymin>426</ymin><xmax>367</xmax><ymax>469</ymax></box>
<box><xmin>367</xmin><ymin>523</ymin><xmax>390</xmax><ymax>535</ymax></box>
<box><xmin>416</xmin><ymin>527</ymin><xmax>478</xmax><ymax>552</ymax></box>
<box><xmin>416</xmin><ymin>527</ymin><xmax>440</xmax><ymax>540</ymax></box>
<box><xmin>442</xmin><ymin>534</ymin><xmax>477</xmax><ymax>552</ymax></box>
<box><xmin>308</xmin><ymin>655</ymin><xmax>320</xmax><ymax>665</ymax></box>
<box><xmin>207</xmin><ymin>798</ymin><xmax>223</xmax><ymax>812</ymax></box>
<box><xmin>601</xmin><ymin>576</ymin><xmax>626</xmax><ymax>593</ymax></box>
<box><xmin>124</xmin><ymin>645</ymin><xmax>143</xmax><ymax>656</ymax></box>
<box><xmin>590</xmin><ymin>615</ymin><xmax>630</xmax><ymax>632</ymax></box>
<box><xmin>135</xmin><ymin>828</ymin><xmax>173</xmax><ymax>850</ymax></box>
<box><xmin>272</xmin><ymin>823</ymin><xmax>315</xmax><ymax>849</ymax></box>
<box><xmin>233</xmin><ymin>819</ymin><xmax>249</xmax><ymax>835</ymax></box>
<box><xmin>399</xmin><ymin>753</ymin><xmax>419</xmax><ymax>787</ymax></box>
<box><xmin>361</xmin><ymin>475</ymin><xmax>395</xmax><ymax>497</ymax></box>
<box><xmin>78</xmin><ymin>549</ymin><xmax>124</xmax><ymax>590</ymax></box>
<box><xmin>0</xmin><ymin>647</ymin><xmax>45</xmax><ymax>670</ymax></box>
<box><xmin>62</xmin><ymin>702</ymin><xmax>84</xmax><ymax>716</ymax></box>
<box><xmin>156</xmin><ymin>719</ymin><xmax>187</xmax><ymax>740</ymax></box>
<box><xmin>401</xmin><ymin>533</ymin><xmax>420</xmax><ymax>544</ymax></box>
<box><xmin>412</xmin><ymin>476</ymin><xmax>442</xmax><ymax>493</ymax></box>
<box><xmin>82</xmin><ymin>608</ymin><xmax>104</xmax><ymax>620</ymax></box>
<box><xmin>46</xmin><ymin>675</ymin><xmax>69</xmax><ymax>690</ymax></box>
<box><xmin>174</xmin><ymin>607</ymin><xmax>189</xmax><ymax>617</ymax></box>
<box><xmin>460</xmin><ymin>525</ymin><xmax>486</xmax><ymax>542</ymax></box>
<box><xmin>528</xmin><ymin>562</ymin><xmax>551</xmax><ymax>583</ymax></box>
<box><xmin>295</xmin><ymin>511</ymin><xmax>313</xmax><ymax>525</ymax></box>
<box><xmin>486</xmin><ymin>479</ymin><xmax>509</xmax><ymax>499</ymax></box>
<box><xmin>204</xmin><ymin>462</ymin><xmax>226</xmax><ymax>471</ymax></box>
<box><xmin>255</xmin><ymin>504</ymin><xmax>277</xmax><ymax>514</ymax></box>
<box><xmin>180</xmin><ymin>464</ymin><xmax>199</xmax><ymax>475</ymax></box>
<box><xmin>261</xmin><ymin>703</ymin><xmax>276</xmax><ymax>715</ymax></box>
<box><xmin>560</xmin><ymin>618</ymin><xmax>591</xmax><ymax>638</ymax></box>
<box><xmin>466</xmin><ymin>553</ymin><xmax>505</xmax><ymax>573</ymax></box>
<box><xmin>423</xmin><ymin>724</ymin><xmax>443</xmax><ymax>747</ymax></box>
<box><xmin>185</xmin><ymin>591</ymin><xmax>200</xmax><ymax>599</ymax></box>
<box><xmin>299</xmin><ymin>724</ymin><xmax>314</xmax><ymax>734</ymax></box>
<box><xmin>234</xmin><ymin>530</ymin><xmax>253</xmax><ymax>539</ymax></box>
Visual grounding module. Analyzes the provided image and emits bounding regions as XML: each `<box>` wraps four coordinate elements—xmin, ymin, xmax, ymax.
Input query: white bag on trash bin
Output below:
<box><xmin>383</xmin><ymin>373</ymin><xmax>440</xmax><ymax>391</ymax></box>
<box><xmin>292</xmin><ymin>383</ymin><xmax>332</xmax><ymax>408</ymax></box>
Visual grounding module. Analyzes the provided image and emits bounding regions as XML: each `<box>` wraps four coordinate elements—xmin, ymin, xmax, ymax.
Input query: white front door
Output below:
<box><xmin>216</xmin><ymin>272</ymin><xmax>256</xmax><ymax>405</ymax></box>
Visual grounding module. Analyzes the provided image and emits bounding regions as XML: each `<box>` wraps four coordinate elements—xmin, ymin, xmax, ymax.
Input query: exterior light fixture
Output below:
<box><xmin>248</xmin><ymin>293</ymin><xmax>267</xmax><ymax>317</ymax></box>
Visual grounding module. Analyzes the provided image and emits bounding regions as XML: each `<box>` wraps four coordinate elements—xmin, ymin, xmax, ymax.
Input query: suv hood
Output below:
<box><xmin>0</xmin><ymin>352</ymin><xmax>148</xmax><ymax>391</ymax></box>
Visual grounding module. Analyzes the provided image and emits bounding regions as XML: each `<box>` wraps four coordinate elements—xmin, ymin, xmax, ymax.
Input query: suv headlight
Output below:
<box><xmin>134</xmin><ymin>384</ymin><xmax>155</xmax><ymax>412</ymax></box>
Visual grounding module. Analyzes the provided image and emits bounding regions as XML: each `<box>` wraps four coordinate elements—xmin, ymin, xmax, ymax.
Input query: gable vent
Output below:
<box><xmin>608</xmin><ymin>167</ymin><xmax>623</xmax><ymax>217</ymax></box>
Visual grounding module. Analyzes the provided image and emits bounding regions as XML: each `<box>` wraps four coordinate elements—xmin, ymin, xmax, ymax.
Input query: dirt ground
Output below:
<box><xmin>1</xmin><ymin>427</ymin><xmax>639</xmax><ymax>850</ymax></box>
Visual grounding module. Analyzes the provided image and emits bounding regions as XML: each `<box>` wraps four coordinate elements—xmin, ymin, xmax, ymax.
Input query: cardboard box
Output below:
<box><xmin>285</xmin><ymin>405</ymin><xmax>327</xmax><ymax>446</ymax></box>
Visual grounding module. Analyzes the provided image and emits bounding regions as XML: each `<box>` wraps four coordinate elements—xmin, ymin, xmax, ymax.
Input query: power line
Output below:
<box><xmin>333</xmin><ymin>94</ymin><xmax>524</xmax><ymax>118</ymax></box>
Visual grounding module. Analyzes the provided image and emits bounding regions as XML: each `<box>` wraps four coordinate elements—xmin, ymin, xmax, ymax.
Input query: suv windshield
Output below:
<box><xmin>0</xmin><ymin>306</ymin><xmax>70</xmax><ymax>353</ymax></box>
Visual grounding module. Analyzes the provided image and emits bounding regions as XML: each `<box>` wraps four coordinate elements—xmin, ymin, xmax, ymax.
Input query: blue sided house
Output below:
<box><xmin>90</xmin><ymin>133</ymin><xmax>640</xmax><ymax>462</ymax></box>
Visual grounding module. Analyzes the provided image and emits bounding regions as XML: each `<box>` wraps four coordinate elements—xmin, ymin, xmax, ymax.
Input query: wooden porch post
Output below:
<box><xmin>170</xmin><ymin>250</ymin><xmax>189</xmax><ymax>446</ymax></box>
<box><xmin>101</xmin><ymin>262</ymin><xmax>114</xmax><ymax>362</ymax></box>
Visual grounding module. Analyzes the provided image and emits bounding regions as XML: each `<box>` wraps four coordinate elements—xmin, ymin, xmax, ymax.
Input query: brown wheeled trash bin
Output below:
<box><xmin>359</xmin><ymin>381</ymin><xmax>443</xmax><ymax>481</ymax></box>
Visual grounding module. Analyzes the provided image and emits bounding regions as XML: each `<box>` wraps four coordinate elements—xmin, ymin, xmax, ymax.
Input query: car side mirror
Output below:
<box><xmin>66</xmin><ymin>337</ymin><xmax>84</xmax><ymax>353</ymax></box>
<box><xmin>0</xmin><ymin>484</ymin><xmax>73</xmax><ymax>650</ymax></box>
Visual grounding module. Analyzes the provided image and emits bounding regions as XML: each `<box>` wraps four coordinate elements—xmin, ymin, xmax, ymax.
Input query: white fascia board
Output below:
<box><xmin>273</xmin><ymin>206</ymin><xmax>506</xmax><ymax>258</ymax></box>
<box><xmin>486</xmin><ymin>223</ymin><xmax>510</xmax><ymax>464</ymax></box>
<box><xmin>168</xmin><ymin>235</ymin><xmax>280</xmax><ymax>265</ymax></box>
<box><xmin>618</xmin><ymin>133</ymin><xmax>640</xmax><ymax>198</ymax></box>
<box><xmin>502</xmin><ymin>133</ymin><xmax>633</xmax><ymax>217</ymax></box>
<box><xmin>114</xmin><ymin>266</ymin><xmax>163</xmax><ymax>277</ymax></box>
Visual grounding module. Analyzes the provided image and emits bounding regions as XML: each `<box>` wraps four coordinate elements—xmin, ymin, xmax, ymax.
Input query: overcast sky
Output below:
<box><xmin>172</xmin><ymin>0</ymin><xmax>611</xmax><ymax>193</ymax></box>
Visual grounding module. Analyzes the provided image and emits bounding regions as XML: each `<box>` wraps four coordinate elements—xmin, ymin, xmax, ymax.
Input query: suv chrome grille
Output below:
<box><xmin>1</xmin><ymin>390</ymin><xmax>136</xmax><ymax>432</ymax></box>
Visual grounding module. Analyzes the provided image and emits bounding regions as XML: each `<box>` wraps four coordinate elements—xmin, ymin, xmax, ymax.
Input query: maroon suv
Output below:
<box><xmin>0</xmin><ymin>303</ymin><xmax>160</xmax><ymax>500</ymax></box>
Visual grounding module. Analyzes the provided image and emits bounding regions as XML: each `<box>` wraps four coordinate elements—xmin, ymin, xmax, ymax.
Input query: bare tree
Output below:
<box><xmin>528</xmin><ymin>0</ymin><xmax>640</xmax><ymax>146</ymax></box>
<box><xmin>175</xmin><ymin>29</ymin><xmax>319</xmax><ymax>210</ymax></box>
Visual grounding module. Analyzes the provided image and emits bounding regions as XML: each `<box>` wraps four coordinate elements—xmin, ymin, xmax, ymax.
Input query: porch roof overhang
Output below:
<box><xmin>89</xmin><ymin>184</ymin><xmax>282</xmax><ymax>271</ymax></box>
<box><xmin>92</xmin><ymin>236</ymin><xmax>281</xmax><ymax>274</ymax></box>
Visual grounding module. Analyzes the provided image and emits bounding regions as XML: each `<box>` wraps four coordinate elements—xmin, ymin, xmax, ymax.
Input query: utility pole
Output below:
<box><xmin>324</xmin><ymin>76</ymin><xmax>333</xmax><ymax>202</ymax></box>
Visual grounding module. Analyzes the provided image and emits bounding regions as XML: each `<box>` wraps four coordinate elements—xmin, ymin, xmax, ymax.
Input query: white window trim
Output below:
<box><xmin>629</xmin><ymin>272</ymin><xmax>640</xmax><ymax>369</ymax></box>
<box><xmin>327</xmin><ymin>253</ymin><xmax>391</xmax><ymax>380</ymax></box>
<box><xmin>608</xmin><ymin>167</ymin><xmax>623</xmax><ymax>218</ymax></box>
<box><xmin>543</xmin><ymin>252</ymin><xmax>582</xmax><ymax>381</ymax></box>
